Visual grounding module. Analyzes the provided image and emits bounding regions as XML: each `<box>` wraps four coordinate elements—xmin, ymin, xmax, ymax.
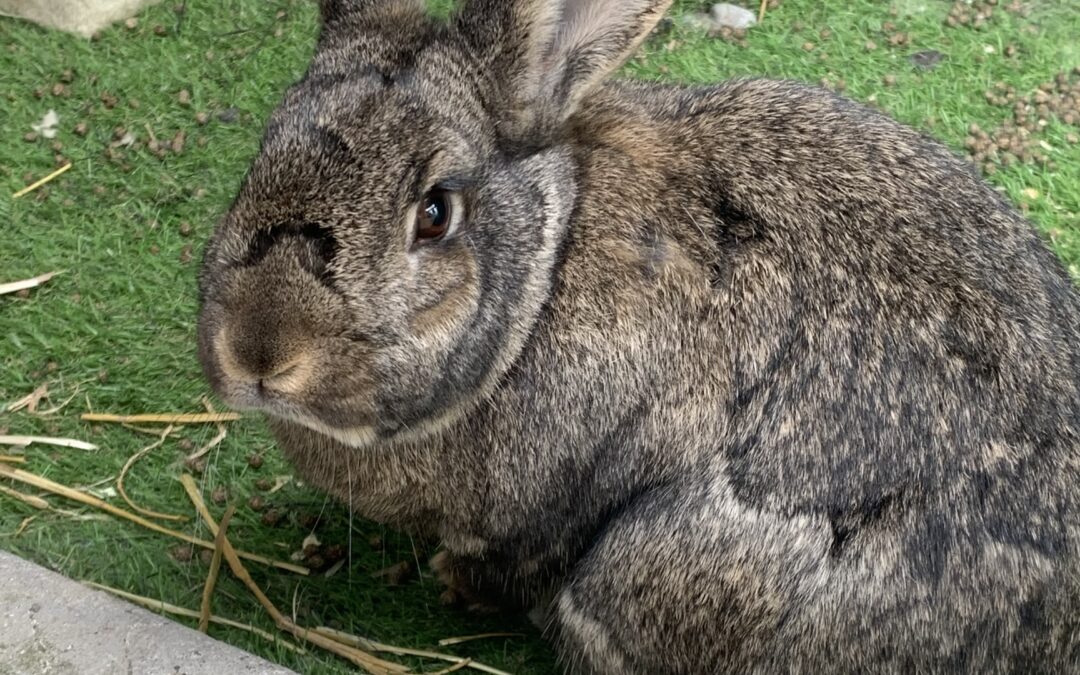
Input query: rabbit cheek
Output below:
<box><xmin>408</xmin><ymin>248</ymin><xmax>480</xmax><ymax>341</ymax></box>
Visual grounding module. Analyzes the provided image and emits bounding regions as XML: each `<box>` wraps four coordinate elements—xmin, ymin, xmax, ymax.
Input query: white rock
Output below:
<box><xmin>0</xmin><ymin>0</ymin><xmax>161</xmax><ymax>38</ymax></box>
<box><xmin>711</xmin><ymin>3</ymin><xmax>757</xmax><ymax>30</ymax></box>
<box><xmin>680</xmin><ymin>12</ymin><xmax>718</xmax><ymax>32</ymax></box>
<box><xmin>31</xmin><ymin>109</ymin><xmax>59</xmax><ymax>139</ymax></box>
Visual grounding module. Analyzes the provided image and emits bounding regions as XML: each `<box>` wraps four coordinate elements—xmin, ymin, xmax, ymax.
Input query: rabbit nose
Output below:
<box><xmin>215</xmin><ymin>326</ymin><xmax>314</xmax><ymax>397</ymax></box>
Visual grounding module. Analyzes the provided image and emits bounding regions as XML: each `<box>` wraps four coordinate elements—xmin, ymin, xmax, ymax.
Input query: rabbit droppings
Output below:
<box><xmin>197</xmin><ymin>1</ymin><xmax>1080</xmax><ymax>672</ymax></box>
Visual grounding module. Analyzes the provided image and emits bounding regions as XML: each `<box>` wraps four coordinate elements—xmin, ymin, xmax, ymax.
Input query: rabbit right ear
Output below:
<box><xmin>457</xmin><ymin>0</ymin><xmax>673</xmax><ymax>140</ymax></box>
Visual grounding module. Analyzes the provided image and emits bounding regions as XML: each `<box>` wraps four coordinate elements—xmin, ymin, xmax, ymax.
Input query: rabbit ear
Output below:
<box><xmin>458</xmin><ymin>0</ymin><xmax>673</xmax><ymax>138</ymax></box>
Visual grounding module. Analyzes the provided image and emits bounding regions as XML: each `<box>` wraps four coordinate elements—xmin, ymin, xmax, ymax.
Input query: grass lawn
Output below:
<box><xmin>1</xmin><ymin>0</ymin><xmax>1078</xmax><ymax>673</ymax></box>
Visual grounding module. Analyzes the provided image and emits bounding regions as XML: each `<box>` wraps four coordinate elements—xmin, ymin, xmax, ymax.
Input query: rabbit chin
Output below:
<box><xmin>285</xmin><ymin>414</ymin><xmax>380</xmax><ymax>449</ymax></box>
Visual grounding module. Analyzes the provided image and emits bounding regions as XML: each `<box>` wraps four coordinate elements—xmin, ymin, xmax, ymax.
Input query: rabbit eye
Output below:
<box><xmin>414</xmin><ymin>189</ymin><xmax>462</xmax><ymax>243</ymax></box>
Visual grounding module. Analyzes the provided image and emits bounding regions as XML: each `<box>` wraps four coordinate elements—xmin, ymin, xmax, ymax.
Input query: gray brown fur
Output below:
<box><xmin>196</xmin><ymin>0</ymin><xmax>1080</xmax><ymax>672</ymax></box>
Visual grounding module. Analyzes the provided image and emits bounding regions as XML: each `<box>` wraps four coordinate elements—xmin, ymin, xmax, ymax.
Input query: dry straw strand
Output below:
<box><xmin>180</xmin><ymin>476</ymin><xmax>408</xmax><ymax>675</ymax></box>
<box><xmin>437</xmin><ymin>633</ymin><xmax>525</xmax><ymax>647</ymax></box>
<box><xmin>12</xmin><ymin>163</ymin><xmax>71</xmax><ymax>198</ymax></box>
<box><xmin>0</xmin><ymin>484</ymin><xmax>49</xmax><ymax>509</ymax></box>
<box><xmin>0</xmin><ymin>271</ymin><xmax>62</xmax><ymax>295</ymax></box>
<box><xmin>117</xmin><ymin>425</ymin><xmax>188</xmax><ymax>522</ymax></box>
<box><xmin>199</xmin><ymin>504</ymin><xmax>235</xmax><ymax>633</ymax></box>
<box><xmin>82</xmin><ymin>412</ymin><xmax>241</xmax><ymax>424</ymax></box>
<box><xmin>83</xmin><ymin>581</ymin><xmax>307</xmax><ymax>654</ymax></box>
<box><xmin>187</xmin><ymin>397</ymin><xmax>228</xmax><ymax>462</ymax></box>
<box><xmin>315</xmin><ymin>627</ymin><xmax>514</xmax><ymax>675</ymax></box>
<box><xmin>0</xmin><ymin>464</ymin><xmax>307</xmax><ymax>575</ymax></box>
<box><xmin>0</xmin><ymin>435</ymin><xmax>97</xmax><ymax>451</ymax></box>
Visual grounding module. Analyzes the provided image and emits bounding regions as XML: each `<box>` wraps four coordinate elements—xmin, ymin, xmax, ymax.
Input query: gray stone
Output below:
<box><xmin>0</xmin><ymin>0</ymin><xmax>161</xmax><ymax>38</ymax></box>
<box><xmin>0</xmin><ymin>550</ymin><xmax>297</xmax><ymax>675</ymax></box>
<box><xmin>710</xmin><ymin>3</ymin><xmax>757</xmax><ymax>30</ymax></box>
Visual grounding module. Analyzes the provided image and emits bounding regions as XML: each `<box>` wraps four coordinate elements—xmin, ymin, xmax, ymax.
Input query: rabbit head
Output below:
<box><xmin>197</xmin><ymin>0</ymin><xmax>672</xmax><ymax>448</ymax></box>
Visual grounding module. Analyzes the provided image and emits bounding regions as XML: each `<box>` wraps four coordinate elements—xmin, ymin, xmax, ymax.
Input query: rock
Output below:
<box><xmin>710</xmin><ymin>3</ymin><xmax>756</xmax><ymax>30</ymax></box>
<box><xmin>0</xmin><ymin>0</ymin><xmax>163</xmax><ymax>38</ymax></box>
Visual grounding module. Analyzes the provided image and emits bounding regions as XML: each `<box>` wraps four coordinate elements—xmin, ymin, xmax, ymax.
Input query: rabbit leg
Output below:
<box><xmin>429</xmin><ymin>549</ymin><xmax>502</xmax><ymax>614</ymax></box>
<box><xmin>549</xmin><ymin>485</ymin><xmax>837</xmax><ymax>675</ymax></box>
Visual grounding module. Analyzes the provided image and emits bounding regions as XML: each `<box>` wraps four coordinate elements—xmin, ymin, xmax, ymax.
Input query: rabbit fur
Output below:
<box><xmin>197</xmin><ymin>0</ymin><xmax>1080</xmax><ymax>672</ymax></box>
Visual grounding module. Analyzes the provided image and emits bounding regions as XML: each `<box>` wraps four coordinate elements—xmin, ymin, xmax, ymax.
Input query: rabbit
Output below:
<box><xmin>196</xmin><ymin>0</ymin><xmax>1080</xmax><ymax>672</ymax></box>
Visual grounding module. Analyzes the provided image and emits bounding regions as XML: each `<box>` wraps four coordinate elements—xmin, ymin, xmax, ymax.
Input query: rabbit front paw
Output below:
<box><xmin>430</xmin><ymin>550</ymin><xmax>501</xmax><ymax>615</ymax></box>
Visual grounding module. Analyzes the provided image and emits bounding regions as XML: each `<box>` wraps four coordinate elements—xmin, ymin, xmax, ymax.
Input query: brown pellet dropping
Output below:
<box><xmin>1067</xmin><ymin>133</ymin><xmax>1079</xmax><ymax>144</ymax></box>
<box><xmin>199</xmin><ymin>549</ymin><xmax>214</xmax><ymax>565</ymax></box>
<box><xmin>254</xmin><ymin>478</ymin><xmax>272</xmax><ymax>492</ymax></box>
<box><xmin>124</xmin><ymin>17</ymin><xmax>138</xmax><ymax>30</ymax></box>
<box><xmin>74</xmin><ymin>122</ymin><xmax>88</xmax><ymax>136</ymax></box>
<box><xmin>368</xmin><ymin>534</ymin><xmax>384</xmax><ymax>550</ymax></box>
<box><xmin>864</xmin><ymin>40</ymin><xmax>878</xmax><ymax>51</ymax></box>
<box><xmin>32</xmin><ymin>87</ymin><xmax>45</xmax><ymax>99</ymax></box>
<box><xmin>197</xmin><ymin>136</ymin><xmax>209</xmax><ymax>148</ymax></box>
<box><xmin>169</xmin><ymin>544</ymin><xmax>194</xmax><ymax>563</ymax></box>
<box><xmin>299</xmin><ymin>513</ymin><xmax>320</xmax><ymax>530</ymax></box>
<box><xmin>153</xmin><ymin>24</ymin><xmax>167</xmax><ymax>36</ymax></box>
<box><xmin>150</xmin><ymin>245</ymin><xmax>161</xmax><ymax>255</ymax></box>
<box><xmin>247</xmin><ymin>453</ymin><xmax>264</xmax><ymax>469</ymax></box>
<box><xmin>50</xmin><ymin>140</ymin><xmax>63</xmax><ymax>152</ymax></box>
<box><xmin>211</xmin><ymin>485</ymin><xmax>228</xmax><ymax>505</ymax></box>
<box><xmin>59</xmin><ymin>69</ymin><xmax>74</xmax><ymax>83</ymax></box>
<box><xmin>179</xmin><ymin>245</ymin><xmax>193</xmax><ymax>264</ymax></box>
<box><xmin>93</xmin><ymin>185</ymin><xmax>107</xmax><ymax>196</ymax></box>
<box><xmin>15</xmin><ymin>289</ymin><xmax>30</xmax><ymax>299</ymax></box>
<box><xmin>100</xmin><ymin>91</ymin><xmax>118</xmax><ymax>108</ymax></box>
<box><xmin>179</xmin><ymin>222</ymin><xmax>193</xmax><ymax>237</ymax></box>
<box><xmin>801</xmin><ymin>42</ymin><xmax>816</xmax><ymax>51</ymax></box>
<box><xmin>195</xmin><ymin>111</ymin><xmax>209</xmax><ymax>125</ymax></box>
<box><xmin>249</xmin><ymin>495</ymin><xmax>266</xmax><ymax>511</ymax></box>
<box><xmin>324</xmin><ymin>544</ymin><xmax>346</xmax><ymax>563</ymax></box>
<box><xmin>178</xmin><ymin>437</ymin><xmax>194</xmax><ymax>451</ymax></box>
<box><xmin>178</xmin><ymin>89</ymin><xmax>191</xmax><ymax>106</ymax></box>
<box><xmin>883</xmin><ymin>74</ymin><xmax>897</xmax><ymax>87</ymax></box>
<box><xmin>171</xmin><ymin>130</ymin><xmax>186</xmax><ymax>154</ymax></box>
<box><xmin>261</xmin><ymin>508</ymin><xmax>285</xmax><ymax>527</ymax></box>
<box><xmin>23</xmin><ymin>132</ymin><xmax>38</xmax><ymax>143</ymax></box>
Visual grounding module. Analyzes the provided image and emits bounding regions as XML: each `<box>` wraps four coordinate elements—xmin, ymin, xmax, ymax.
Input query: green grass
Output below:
<box><xmin>1</xmin><ymin>1</ymin><xmax>1078</xmax><ymax>673</ymax></box>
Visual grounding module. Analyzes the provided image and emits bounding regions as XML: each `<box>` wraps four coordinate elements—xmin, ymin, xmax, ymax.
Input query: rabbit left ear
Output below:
<box><xmin>456</xmin><ymin>0</ymin><xmax>673</xmax><ymax>139</ymax></box>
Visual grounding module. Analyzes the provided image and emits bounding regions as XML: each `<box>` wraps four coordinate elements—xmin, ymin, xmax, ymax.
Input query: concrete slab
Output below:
<box><xmin>0</xmin><ymin>550</ymin><xmax>298</xmax><ymax>675</ymax></box>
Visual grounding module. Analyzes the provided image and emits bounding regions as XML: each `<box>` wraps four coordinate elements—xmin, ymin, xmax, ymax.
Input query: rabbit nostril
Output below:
<box><xmin>259</xmin><ymin>354</ymin><xmax>314</xmax><ymax>395</ymax></box>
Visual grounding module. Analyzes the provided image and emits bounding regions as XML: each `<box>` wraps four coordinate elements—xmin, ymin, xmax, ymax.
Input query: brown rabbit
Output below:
<box><xmin>197</xmin><ymin>0</ymin><xmax>1080</xmax><ymax>672</ymax></box>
